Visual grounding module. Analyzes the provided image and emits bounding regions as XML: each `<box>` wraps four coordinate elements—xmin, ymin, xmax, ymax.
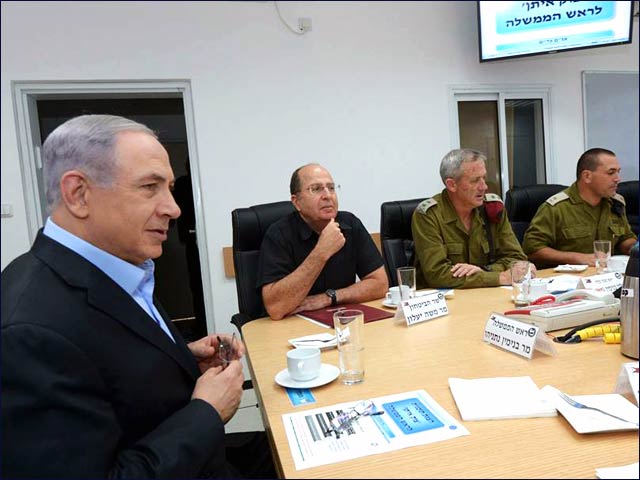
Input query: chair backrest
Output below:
<box><xmin>231</xmin><ymin>201</ymin><xmax>296</xmax><ymax>324</ymax></box>
<box><xmin>617</xmin><ymin>180</ymin><xmax>639</xmax><ymax>235</ymax></box>
<box><xmin>380</xmin><ymin>198</ymin><xmax>425</xmax><ymax>286</ymax></box>
<box><xmin>505</xmin><ymin>184</ymin><xmax>567</xmax><ymax>243</ymax></box>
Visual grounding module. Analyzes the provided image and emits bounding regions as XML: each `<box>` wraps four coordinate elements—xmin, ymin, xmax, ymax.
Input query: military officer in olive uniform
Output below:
<box><xmin>412</xmin><ymin>149</ymin><xmax>527</xmax><ymax>289</ymax></box>
<box><xmin>523</xmin><ymin>148</ymin><xmax>637</xmax><ymax>268</ymax></box>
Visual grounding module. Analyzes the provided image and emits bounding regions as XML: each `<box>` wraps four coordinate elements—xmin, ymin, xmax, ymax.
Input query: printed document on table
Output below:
<box><xmin>282</xmin><ymin>389</ymin><xmax>469</xmax><ymax>470</ymax></box>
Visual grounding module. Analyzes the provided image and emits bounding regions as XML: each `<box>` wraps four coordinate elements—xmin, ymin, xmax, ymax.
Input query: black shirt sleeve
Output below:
<box><xmin>256</xmin><ymin>221</ymin><xmax>295</xmax><ymax>289</ymax></box>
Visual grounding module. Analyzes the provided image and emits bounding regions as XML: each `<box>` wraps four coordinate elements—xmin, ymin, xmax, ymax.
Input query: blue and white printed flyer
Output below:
<box><xmin>282</xmin><ymin>389</ymin><xmax>469</xmax><ymax>470</ymax></box>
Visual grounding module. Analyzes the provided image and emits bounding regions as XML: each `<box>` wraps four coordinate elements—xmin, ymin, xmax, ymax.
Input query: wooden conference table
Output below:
<box><xmin>241</xmin><ymin>268</ymin><xmax>638</xmax><ymax>478</ymax></box>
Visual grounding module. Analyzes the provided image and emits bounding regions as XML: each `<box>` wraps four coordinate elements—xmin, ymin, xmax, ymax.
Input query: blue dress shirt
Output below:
<box><xmin>43</xmin><ymin>218</ymin><xmax>175</xmax><ymax>342</ymax></box>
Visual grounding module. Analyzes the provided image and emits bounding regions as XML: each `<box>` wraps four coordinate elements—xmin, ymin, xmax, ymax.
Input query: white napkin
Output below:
<box><xmin>545</xmin><ymin>274</ymin><xmax>581</xmax><ymax>292</ymax></box>
<box><xmin>596</xmin><ymin>462</ymin><xmax>639</xmax><ymax>479</ymax></box>
<box><xmin>448</xmin><ymin>376</ymin><xmax>556</xmax><ymax>421</ymax></box>
<box><xmin>553</xmin><ymin>264</ymin><xmax>588</xmax><ymax>273</ymax></box>
<box><xmin>288</xmin><ymin>332</ymin><xmax>337</xmax><ymax>350</ymax></box>
<box><xmin>541</xmin><ymin>385</ymin><xmax>639</xmax><ymax>433</ymax></box>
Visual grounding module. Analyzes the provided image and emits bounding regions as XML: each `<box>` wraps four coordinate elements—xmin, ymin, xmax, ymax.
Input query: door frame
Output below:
<box><xmin>11</xmin><ymin>79</ymin><xmax>215</xmax><ymax>333</ymax></box>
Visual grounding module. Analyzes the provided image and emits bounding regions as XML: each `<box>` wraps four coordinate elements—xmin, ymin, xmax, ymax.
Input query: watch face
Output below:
<box><xmin>326</xmin><ymin>289</ymin><xmax>337</xmax><ymax>305</ymax></box>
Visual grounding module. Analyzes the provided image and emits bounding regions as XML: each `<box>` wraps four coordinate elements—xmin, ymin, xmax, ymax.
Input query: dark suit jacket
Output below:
<box><xmin>1</xmin><ymin>232</ymin><xmax>230</xmax><ymax>478</ymax></box>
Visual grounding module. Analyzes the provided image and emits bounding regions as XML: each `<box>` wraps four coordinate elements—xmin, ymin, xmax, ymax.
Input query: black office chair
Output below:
<box><xmin>380</xmin><ymin>198</ymin><xmax>425</xmax><ymax>287</ymax></box>
<box><xmin>617</xmin><ymin>180</ymin><xmax>639</xmax><ymax>236</ymax></box>
<box><xmin>231</xmin><ymin>200</ymin><xmax>296</xmax><ymax>332</ymax></box>
<box><xmin>505</xmin><ymin>184</ymin><xmax>567</xmax><ymax>244</ymax></box>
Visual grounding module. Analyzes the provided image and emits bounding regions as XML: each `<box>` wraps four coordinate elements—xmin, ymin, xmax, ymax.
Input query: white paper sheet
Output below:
<box><xmin>448</xmin><ymin>376</ymin><xmax>556</xmax><ymax>420</ymax></box>
<box><xmin>596</xmin><ymin>462</ymin><xmax>639</xmax><ymax>479</ymax></box>
<box><xmin>281</xmin><ymin>389</ymin><xmax>469</xmax><ymax>470</ymax></box>
<box><xmin>545</xmin><ymin>274</ymin><xmax>582</xmax><ymax>292</ymax></box>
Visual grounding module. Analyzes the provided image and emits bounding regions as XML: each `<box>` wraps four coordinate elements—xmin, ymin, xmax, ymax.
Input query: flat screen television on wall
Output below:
<box><xmin>477</xmin><ymin>1</ymin><xmax>634</xmax><ymax>62</ymax></box>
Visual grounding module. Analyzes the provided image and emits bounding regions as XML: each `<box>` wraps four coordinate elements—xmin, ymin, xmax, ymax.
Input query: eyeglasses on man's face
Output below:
<box><xmin>303</xmin><ymin>183</ymin><xmax>340</xmax><ymax>196</ymax></box>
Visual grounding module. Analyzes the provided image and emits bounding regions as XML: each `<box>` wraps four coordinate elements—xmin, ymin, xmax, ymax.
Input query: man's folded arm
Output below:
<box><xmin>262</xmin><ymin>249</ymin><xmax>328</xmax><ymax>320</ymax></box>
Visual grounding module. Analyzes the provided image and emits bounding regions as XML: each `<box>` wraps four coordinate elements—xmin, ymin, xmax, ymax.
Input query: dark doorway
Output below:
<box><xmin>37</xmin><ymin>97</ymin><xmax>206</xmax><ymax>340</ymax></box>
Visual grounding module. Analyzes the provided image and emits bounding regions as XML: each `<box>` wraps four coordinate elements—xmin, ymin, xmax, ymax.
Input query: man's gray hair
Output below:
<box><xmin>439</xmin><ymin>148</ymin><xmax>487</xmax><ymax>184</ymax></box>
<box><xmin>43</xmin><ymin>114</ymin><xmax>156</xmax><ymax>212</ymax></box>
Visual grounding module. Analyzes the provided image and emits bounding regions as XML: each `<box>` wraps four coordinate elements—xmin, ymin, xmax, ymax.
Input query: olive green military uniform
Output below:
<box><xmin>411</xmin><ymin>190</ymin><xmax>526</xmax><ymax>289</ymax></box>
<box><xmin>522</xmin><ymin>183</ymin><xmax>636</xmax><ymax>263</ymax></box>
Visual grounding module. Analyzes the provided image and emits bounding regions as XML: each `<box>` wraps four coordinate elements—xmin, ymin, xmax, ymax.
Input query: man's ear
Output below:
<box><xmin>291</xmin><ymin>194</ymin><xmax>301</xmax><ymax>212</ymax></box>
<box><xmin>445</xmin><ymin>177</ymin><xmax>457</xmax><ymax>192</ymax></box>
<box><xmin>581</xmin><ymin>170</ymin><xmax>592</xmax><ymax>184</ymax></box>
<box><xmin>59</xmin><ymin>170</ymin><xmax>91</xmax><ymax>219</ymax></box>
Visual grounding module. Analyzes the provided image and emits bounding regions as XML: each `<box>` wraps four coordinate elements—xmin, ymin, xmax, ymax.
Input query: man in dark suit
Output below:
<box><xmin>1</xmin><ymin>115</ymin><xmax>273</xmax><ymax>478</ymax></box>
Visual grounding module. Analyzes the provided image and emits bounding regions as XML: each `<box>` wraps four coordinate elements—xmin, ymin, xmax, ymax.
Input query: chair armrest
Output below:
<box><xmin>231</xmin><ymin>312</ymin><xmax>253</xmax><ymax>333</ymax></box>
<box><xmin>231</xmin><ymin>312</ymin><xmax>255</xmax><ymax>391</ymax></box>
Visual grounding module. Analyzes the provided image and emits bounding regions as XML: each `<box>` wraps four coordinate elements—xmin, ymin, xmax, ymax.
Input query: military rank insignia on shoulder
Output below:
<box><xmin>611</xmin><ymin>193</ymin><xmax>626</xmax><ymax>216</ymax></box>
<box><xmin>612</xmin><ymin>193</ymin><xmax>626</xmax><ymax>206</ymax></box>
<box><xmin>546</xmin><ymin>191</ymin><xmax>569</xmax><ymax>206</ymax></box>
<box><xmin>483</xmin><ymin>193</ymin><xmax>503</xmax><ymax>204</ymax></box>
<box><xmin>417</xmin><ymin>198</ymin><xmax>437</xmax><ymax>214</ymax></box>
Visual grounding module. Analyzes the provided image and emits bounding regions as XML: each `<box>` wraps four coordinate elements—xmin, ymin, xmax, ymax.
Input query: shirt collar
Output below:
<box><xmin>567</xmin><ymin>182</ymin><xmax>613</xmax><ymax>208</ymax></box>
<box><xmin>294</xmin><ymin>211</ymin><xmax>350</xmax><ymax>241</ymax></box>
<box><xmin>294</xmin><ymin>212</ymin><xmax>315</xmax><ymax>241</ymax></box>
<box><xmin>441</xmin><ymin>189</ymin><xmax>483</xmax><ymax>225</ymax></box>
<box><xmin>43</xmin><ymin>217</ymin><xmax>151</xmax><ymax>295</ymax></box>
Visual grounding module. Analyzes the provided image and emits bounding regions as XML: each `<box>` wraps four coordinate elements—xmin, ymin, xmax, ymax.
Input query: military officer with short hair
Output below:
<box><xmin>412</xmin><ymin>148</ymin><xmax>527</xmax><ymax>289</ymax></box>
<box><xmin>523</xmin><ymin>148</ymin><xmax>636</xmax><ymax>268</ymax></box>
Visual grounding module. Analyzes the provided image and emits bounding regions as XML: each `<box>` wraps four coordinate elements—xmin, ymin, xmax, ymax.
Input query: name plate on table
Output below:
<box><xmin>400</xmin><ymin>291</ymin><xmax>449</xmax><ymax>326</ymax></box>
<box><xmin>579</xmin><ymin>272</ymin><xmax>623</xmax><ymax>294</ymax></box>
<box><xmin>484</xmin><ymin>313</ymin><xmax>539</xmax><ymax>359</ymax></box>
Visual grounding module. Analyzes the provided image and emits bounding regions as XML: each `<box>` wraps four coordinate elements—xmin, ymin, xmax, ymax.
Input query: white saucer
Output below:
<box><xmin>554</xmin><ymin>264</ymin><xmax>588</xmax><ymax>273</ymax></box>
<box><xmin>275</xmin><ymin>364</ymin><xmax>340</xmax><ymax>389</ymax></box>
<box><xmin>382</xmin><ymin>299</ymin><xmax>398</xmax><ymax>309</ymax></box>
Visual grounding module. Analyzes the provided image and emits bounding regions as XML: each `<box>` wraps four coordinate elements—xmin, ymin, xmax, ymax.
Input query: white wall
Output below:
<box><xmin>2</xmin><ymin>1</ymin><xmax>638</xmax><ymax>332</ymax></box>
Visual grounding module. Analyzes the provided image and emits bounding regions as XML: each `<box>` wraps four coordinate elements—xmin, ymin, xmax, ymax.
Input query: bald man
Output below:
<box><xmin>257</xmin><ymin>164</ymin><xmax>388</xmax><ymax>320</ymax></box>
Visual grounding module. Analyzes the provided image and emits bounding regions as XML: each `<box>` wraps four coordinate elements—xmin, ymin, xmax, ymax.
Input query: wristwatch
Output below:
<box><xmin>325</xmin><ymin>289</ymin><xmax>337</xmax><ymax>306</ymax></box>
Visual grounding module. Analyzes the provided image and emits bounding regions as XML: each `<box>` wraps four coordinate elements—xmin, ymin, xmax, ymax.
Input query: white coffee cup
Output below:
<box><xmin>529</xmin><ymin>278</ymin><xmax>548</xmax><ymax>301</ymax></box>
<box><xmin>287</xmin><ymin>347</ymin><xmax>321</xmax><ymax>382</ymax></box>
<box><xmin>386</xmin><ymin>285</ymin><xmax>411</xmax><ymax>305</ymax></box>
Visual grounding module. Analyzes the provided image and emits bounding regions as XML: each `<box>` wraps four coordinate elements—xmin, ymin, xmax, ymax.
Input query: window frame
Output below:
<box><xmin>448</xmin><ymin>84</ymin><xmax>554</xmax><ymax>196</ymax></box>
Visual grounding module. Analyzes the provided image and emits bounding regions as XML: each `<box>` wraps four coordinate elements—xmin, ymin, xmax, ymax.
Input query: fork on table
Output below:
<box><xmin>558</xmin><ymin>391</ymin><xmax>639</xmax><ymax>426</ymax></box>
<box><xmin>293</xmin><ymin>336</ymin><xmax>336</xmax><ymax>343</ymax></box>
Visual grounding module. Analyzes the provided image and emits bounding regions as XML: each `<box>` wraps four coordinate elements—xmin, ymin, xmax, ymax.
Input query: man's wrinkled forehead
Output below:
<box><xmin>299</xmin><ymin>165</ymin><xmax>333</xmax><ymax>185</ymax></box>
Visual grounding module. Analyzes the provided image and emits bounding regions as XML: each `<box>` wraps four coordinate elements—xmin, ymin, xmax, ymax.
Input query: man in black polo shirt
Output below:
<box><xmin>257</xmin><ymin>163</ymin><xmax>388</xmax><ymax>320</ymax></box>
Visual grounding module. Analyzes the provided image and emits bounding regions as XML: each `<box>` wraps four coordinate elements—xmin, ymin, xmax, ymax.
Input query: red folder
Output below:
<box><xmin>296</xmin><ymin>303</ymin><xmax>394</xmax><ymax>328</ymax></box>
